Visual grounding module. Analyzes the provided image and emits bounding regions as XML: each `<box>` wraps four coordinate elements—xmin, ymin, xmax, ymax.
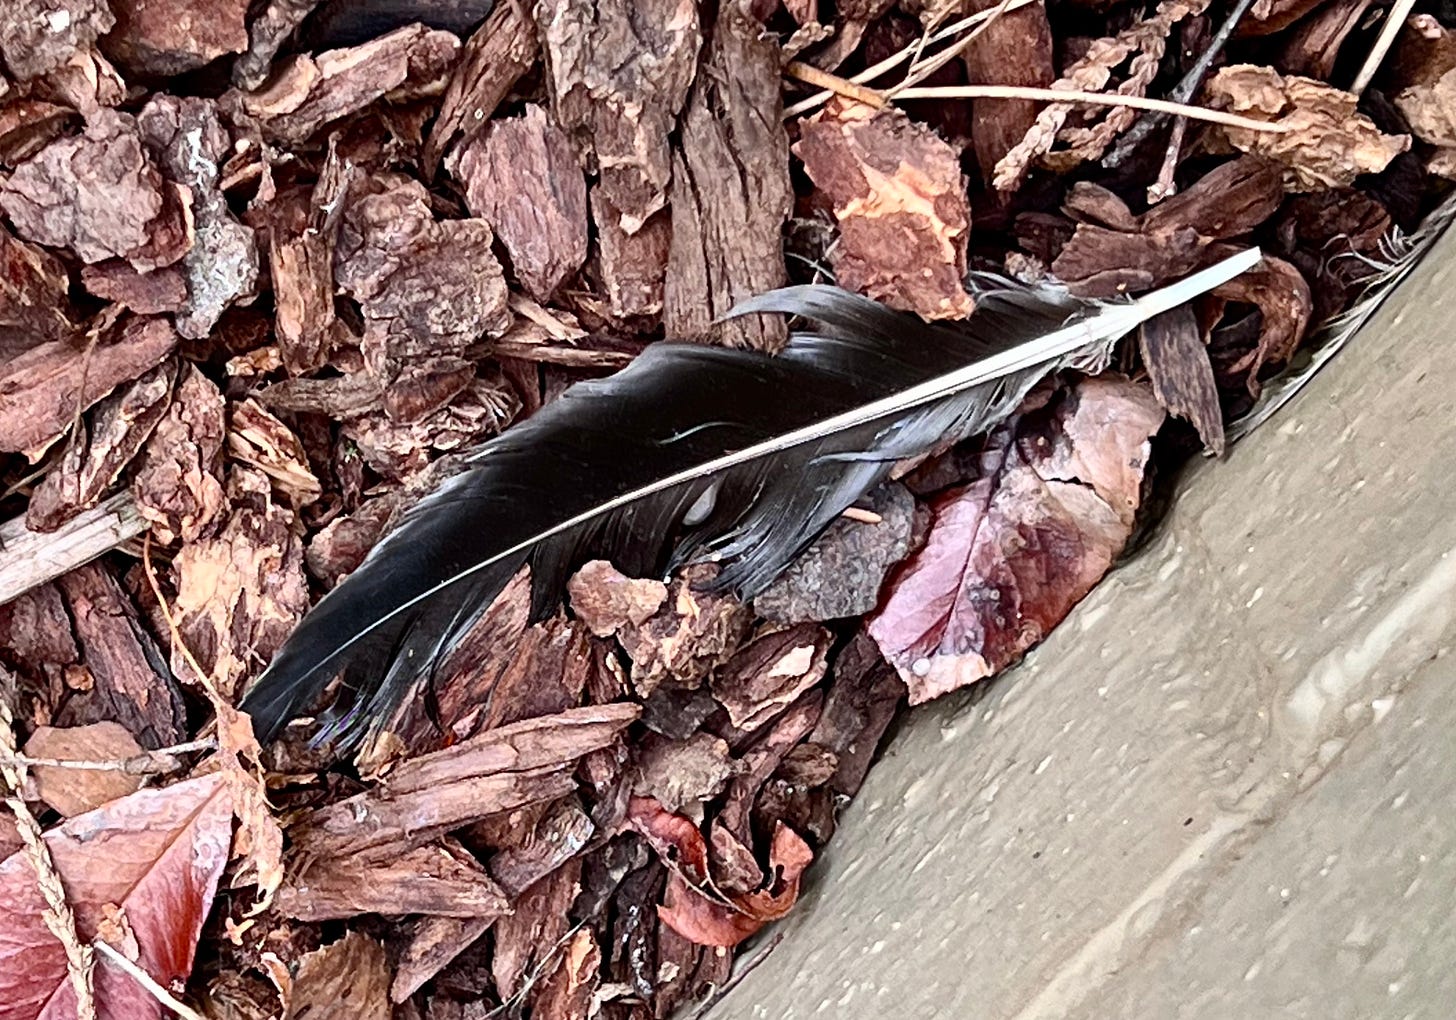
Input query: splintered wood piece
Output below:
<box><xmin>0</xmin><ymin>493</ymin><xmax>149</xmax><ymax>607</ymax></box>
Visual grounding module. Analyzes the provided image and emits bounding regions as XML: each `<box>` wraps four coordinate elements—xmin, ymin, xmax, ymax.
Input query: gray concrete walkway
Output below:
<box><xmin>709</xmin><ymin>233</ymin><xmax>1456</xmax><ymax>1019</ymax></box>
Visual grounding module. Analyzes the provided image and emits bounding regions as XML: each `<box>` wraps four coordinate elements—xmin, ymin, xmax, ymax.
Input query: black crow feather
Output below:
<box><xmin>239</xmin><ymin>249</ymin><xmax>1262</xmax><ymax>748</ymax></box>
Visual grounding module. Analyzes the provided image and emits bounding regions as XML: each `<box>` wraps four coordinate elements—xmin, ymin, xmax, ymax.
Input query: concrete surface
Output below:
<box><xmin>709</xmin><ymin>231</ymin><xmax>1456</xmax><ymax>1019</ymax></box>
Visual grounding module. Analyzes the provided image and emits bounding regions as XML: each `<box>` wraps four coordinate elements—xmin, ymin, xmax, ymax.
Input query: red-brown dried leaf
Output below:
<box><xmin>795</xmin><ymin>99</ymin><xmax>973</xmax><ymax>320</ymax></box>
<box><xmin>868</xmin><ymin>377</ymin><xmax>1164</xmax><ymax>703</ymax></box>
<box><xmin>0</xmin><ymin>773</ymin><xmax>232</xmax><ymax>1020</ymax></box>
<box><xmin>658</xmin><ymin>822</ymin><xmax>813</xmax><ymax>948</ymax></box>
<box><xmin>23</xmin><ymin>721</ymin><xmax>146</xmax><ymax>817</ymax></box>
<box><xmin>1210</xmin><ymin>249</ymin><xmax>1313</xmax><ymax>387</ymax></box>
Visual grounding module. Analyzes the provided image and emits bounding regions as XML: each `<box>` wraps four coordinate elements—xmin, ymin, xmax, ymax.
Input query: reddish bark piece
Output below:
<box><xmin>658</xmin><ymin>822</ymin><xmax>813</xmax><ymax>948</ymax></box>
<box><xmin>285</xmin><ymin>932</ymin><xmax>391</xmax><ymax>1020</ymax></box>
<box><xmin>232</xmin><ymin>25</ymin><xmax>461</xmax><ymax>144</ymax></box>
<box><xmin>959</xmin><ymin>0</ymin><xmax>1055</xmax><ymax>185</ymax></box>
<box><xmin>276</xmin><ymin>841</ymin><xmax>510</xmax><ymax>921</ymax></box>
<box><xmin>23</xmin><ymin>721</ymin><xmax>146</xmax><ymax>816</ymax></box>
<box><xmin>1204</xmin><ymin>65</ymin><xmax>1410</xmax><ymax>191</ymax></box>
<box><xmin>0</xmin><ymin>773</ymin><xmax>232</xmax><ymax>1020</ymax></box>
<box><xmin>104</xmin><ymin>0</ymin><xmax>250</xmax><ymax>76</ymax></box>
<box><xmin>169</xmin><ymin>466</ymin><xmax>310</xmax><ymax>701</ymax></box>
<box><xmin>664</xmin><ymin>0</ymin><xmax>791</xmax><ymax>349</ymax></box>
<box><xmin>0</xmin><ymin>100</ymin><xmax>78</xmax><ymax>167</ymax></box>
<box><xmin>1139</xmin><ymin>305</ymin><xmax>1225</xmax><ymax>455</ymax></box>
<box><xmin>0</xmin><ymin>584</ymin><xmax>79</xmax><ymax>689</ymax></box>
<box><xmin>449</xmin><ymin>104</ymin><xmax>589</xmax><ymax>301</ymax></box>
<box><xmin>567</xmin><ymin>561</ymin><xmax>669</xmax><ymax>638</ymax></box>
<box><xmin>228</xmin><ymin>399</ymin><xmax>323</xmax><ymax>506</ymax></box>
<box><xmin>341</xmin><ymin>378</ymin><xmax>518</xmax><ymax>479</ymax></box>
<box><xmin>632</xmin><ymin>733</ymin><xmax>739</xmax><ymax>815</ymax></box>
<box><xmin>464</xmin><ymin>616</ymin><xmax>592</xmax><ymax>737</ymax></box>
<box><xmin>536</xmin><ymin>0</ymin><xmax>700</xmax><ymax>234</ymax></box>
<box><xmin>0</xmin><ymin>316</ymin><xmax>178</xmax><ymax>459</ymax></box>
<box><xmin>0</xmin><ymin>226</ymin><xmax>77</xmax><ymax>351</ymax></box>
<box><xmin>423</xmin><ymin>0</ymin><xmax>539</xmax><ymax>173</ymax></box>
<box><xmin>56</xmin><ymin>561</ymin><xmax>187</xmax><ymax>749</ymax></box>
<box><xmin>493</xmin><ymin>859</ymin><xmax>583</xmax><ymax>1001</ymax></box>
<box><xmin>712</xmin><ymin>624</ymin><xmax>831</xmax><ymax>734</ymax></box>
<box><xmin>27</xmin><ymin>361</ymin><xmax>176</xmax><ymax>532</ymax></box>
<box><xmin>717</xmin><ymin>691</ymin><xmax>822</xmax><ymax>843</ymax></box>
<box><xmin>290</xmin><ymin>705</ymin><xmax>639</xmax><ymax>857</ymax></box>
<box><xmin>796</xmin><ymin>99</ymin><xmax>973</xmax><ymax>320</ymax></box>
<box><xmin>0</xmin><ymin>111</ymin><xmax>189</xmax><ymax>269</ymax></box>
<box><xmin>0</xmin><ymin>0</ymin><xmax>114</xmax><ymax>80</ymax></box>
<box><xmin>79</xmin><ymin>263</ymin><xmax>187</xmax><ymax>315</ymax></box>
<box><xmin>619</xmin><ymin>565</ymin><xmax>753</xmax><ymax>698</ymax></box>
<box><xmin>868</xmin><ymin>377</ymin><xmax>1164</xmax><ymax>703</ymax></box>
<box><xmin>130</xmin><ymin>363</ymin><xmax>227</xmax><ymax>545</ymax></box>
<box><xmin>809</xmin><ymin>631</ymin><xmax>905</xmax><ymax>797</ymax></box>
<box><xmin>592</xmin><ymin>193</ymin><xmax>672</xmax><ymax>320</ymax></box>
<box><xmin>269</xmin><ymin>144</ymin><xmax>351</xmax><ymax>376</ymax></box>
<box><xmin>532</xmin><ymin>927</ymin><xmax>601</xmax><ymax>1020</ymax></box>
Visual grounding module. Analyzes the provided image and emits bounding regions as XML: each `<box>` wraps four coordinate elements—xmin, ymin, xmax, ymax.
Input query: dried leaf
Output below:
<box><xmin>868</xmin><ymin>377</ymin><xmax>1164</xmax><ymax>703</ymax></box>
<box><xmin>23</xmin><ymin>721</ymin><xmax>146</xmax><ymax>816</ymax></box>
<box><xmin>658</xmin><ymin>822</ymin><xmax>813</xmax><ymax>948</ymax></box>
<box><xmin>449</xmin><ymin>103</ymin><xmax>589</xmax><ymax>302</ymax></box>
<box><xmin>1204</xmin><ymin>64</ymin><xmax>1410</xmax><ymax>190</ymax></box>
<box><xmin>796</xmin><ymin>99</ymin><xmax>973</xmax><ymax>320</ymax></box>
<box><xmin>1210</xmin><ymin>249</ymin><xmax>1313</xmax><ymax>386</ymax></box>
<box><xmin>285</xmin><ymin>932</ymin><xmax>391</xmax><ymax>1020</ymax></box>
<box><xmin>0</xmin><ymin>773</ymin><xmax>232</xmax><ymax>1020</ymax></box>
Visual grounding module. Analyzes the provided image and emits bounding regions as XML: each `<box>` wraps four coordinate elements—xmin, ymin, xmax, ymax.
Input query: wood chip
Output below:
<box><xmin>285</xmin><ymin>932</ymin><xmax>391</xmax><ymax>1020</ymax></box>
<box><xmin>1139</xmin><ymin>305</ymin><xmax>1226</xmax><ymax>454</ymax></box>
<box><xmin>277</xmin><ymin>841</ymin><xmax>511</xmax><ymax>922</ymax></box>
<box><xmin>131</xmin><ymin>363</ymin><xmax>228</xmax><ymax>544</ymax></box>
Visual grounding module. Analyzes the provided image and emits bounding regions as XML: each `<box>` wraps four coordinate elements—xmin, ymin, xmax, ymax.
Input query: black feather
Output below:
<box><xmin>239</xmin><ymin>250</ymin><xmax>1262</xmax><ymax>747</ymax></box>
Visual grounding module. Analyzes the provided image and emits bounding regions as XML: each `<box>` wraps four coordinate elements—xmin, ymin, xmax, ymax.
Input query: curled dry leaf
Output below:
<box><xmin>22</xmin><ymin>721</ymin><xmax>146</xmax><ymax>816</ymax></box>
<box><xmin>1209</xmin><ymin>248</ymin><xmax>1313</xmax><ymax>387</ymax></box>
<box><xmin>796</xmin><ymin>98</ymin><xmax>974</xmax><ymax>320</ymax></box>
<box><xmin>868</xmin><ymin>377</ymin><xmax>1165</xmax><ymax>703</ymax></box>
<box><xmin>1396</xmin><ymin>68</ymin><xmax>1456</xmax><ymax>179</ymax></box>
<box><xmin>659</xmin><ymin>821</ymin><xmax>814</xmax><ymax>948</ymax></box>
<box><xmin>0</xmin><ymin>773</ymin><xmax>232</xmax><ymax>1020</ymax></box>
<box><xmin>1203</xmin><ymin>64</ymin><xmax>1410</xmax><ymax>190</ymax></box>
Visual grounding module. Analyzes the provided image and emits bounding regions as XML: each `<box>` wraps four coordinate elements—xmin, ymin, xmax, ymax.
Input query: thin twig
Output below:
<box><xmin>784</xmin><ymin>62</ymin><xmax>888</xmax><ymax>108</ymax></box>
<box><xmin>781</xmin><ymin>0</ymin><xmax>1041</xmax><ymax>118</ymax></box>
<box><xmin>1148</xmin><ymin>116</ymin><xmax>1190</xmax><ymax>202</ymax></box>
<box><xmin>890</xmin><ymin>85</ymin><xmax>1291</xmax><ymax>132</ymax></box>
<box><xmin>0</xmin><ymin>693</ymin><xmax>96</xmax><ymax>1019</ymax></box>
<box><xmin>883</xmin><ymin>0</ymin><xmax>1015</xmax><ymax>99</ymax></box>
<box><xmin>1102</xmin><ymin>0</ymin><xmax>1260</xmax><ymax>169</ymax></box>
<box><xmin>0</xmin><ymin>738</ymin><xmax>216</xmax><ymax>775</ymax></box>
<box><xmin>1350</xmin><ymin>0</ymin><xmax>1419</xmax><ymax>95</ymax></box>
<box><xmin>94</xmin><ymin>939</ymin><xmax>207</xmax><ymax>1020</ymax></box>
